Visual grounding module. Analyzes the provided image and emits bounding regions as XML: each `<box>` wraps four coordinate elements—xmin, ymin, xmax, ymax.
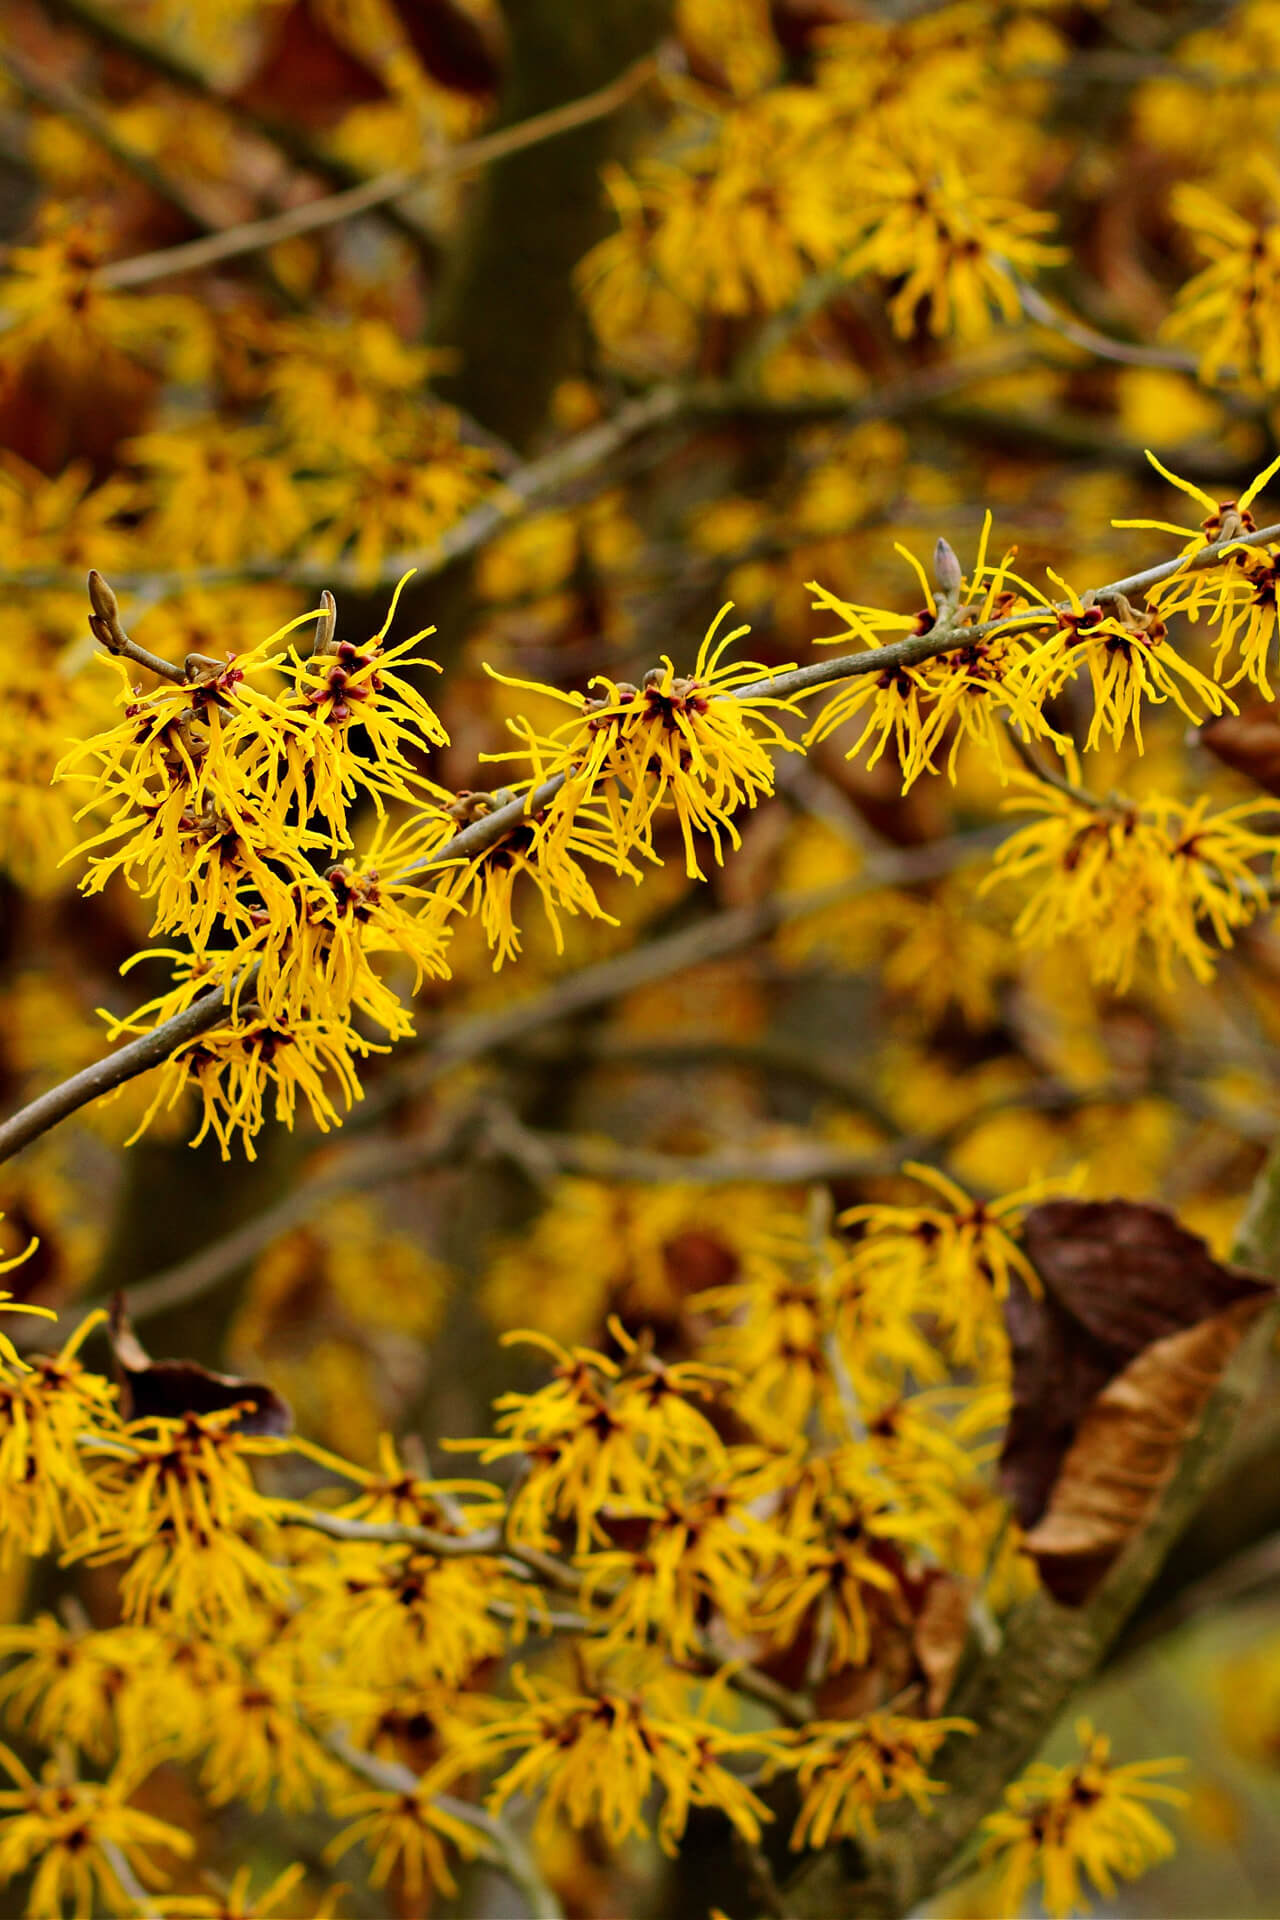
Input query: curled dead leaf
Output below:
<box><xmin>108</xmin><ymin>1296</ymin><xmax>293</xmax><ymax>1437</ymax></box>
<box><xmin>1023</xmin><ymin>1301</ymin><xmax>1265</xmax><ymax>1604</ymax></box>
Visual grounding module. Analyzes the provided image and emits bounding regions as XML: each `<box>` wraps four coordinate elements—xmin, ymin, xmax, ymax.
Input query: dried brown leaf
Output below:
<box><xmin>108</xmin><ymin>1297</ymin><xmax>292</xmax><ymax>1437</ymax></box>
<box><xmin>1199</xmin><ymin>701</ymin><xmax>1280</xmax><ymax>798</ymax></box>
<box><xmin>1023</xmin><ymin>1300</ymin><xmax>1266</xmax><ymax>1604</ymax></box>
<box><xmin>999</xmin><ymin>1199</ymin><xmax>1273</xmax><ymax>1603</ymax></box>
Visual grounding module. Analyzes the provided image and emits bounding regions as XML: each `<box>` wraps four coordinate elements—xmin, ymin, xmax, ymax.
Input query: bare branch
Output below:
<box><xmin>97</xmin><ymin>55</ymin><xmax>660</xmax><ymax>291</ymax></box>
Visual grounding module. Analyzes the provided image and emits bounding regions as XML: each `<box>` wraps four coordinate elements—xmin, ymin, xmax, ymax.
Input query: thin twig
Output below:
<box><xmin>97</xmin><ymin>55</ymin><xmax>660</xmax><ymax>290</ymax></box>
<box><xmin>1008</xmin><ymin>268</ymin><xmax>1197</xmax><ymax>373</ymax></box>
<box><xmin>99</xmin><ymin>1840</ymin><xmax>161</xmax><ymax>1917</ymax></box>
<box><xmin>0</xmin><ymin>355</ymin><xmax>1037</xmax><ymax>597</ymax></box>
<box><xmin>86</xmin><ymin>569</ymin><xmax>188</xmax><ymax>686</ymax></box>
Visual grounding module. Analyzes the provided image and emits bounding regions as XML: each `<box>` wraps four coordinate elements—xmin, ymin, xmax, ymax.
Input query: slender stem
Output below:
<box><xmin>1008</xmin><ymin>266</ymin><xmax>1197</xmax><ymax>373</ymax></box>
<box><xmin>98</xmin><ymin>1840</ymin><xmax>161</xmax><ymax>1917</ymax></box>
<box><xmin>98</xmin><ymin>56</ymin><xmax>659</xmax><ymax>291</ymax></box>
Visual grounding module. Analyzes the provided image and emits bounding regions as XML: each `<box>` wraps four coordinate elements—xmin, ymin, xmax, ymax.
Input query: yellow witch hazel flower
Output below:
<box><xmin>0</xmin><ymin>1616</ymin><xmax>193</xmax><ymax>1769</ymax></box>
<box><xmin>69</xmin><ymin>1407</ymin><xmax>292</xmax><ymax>1629</ymax></box>
<box><xmin>418</xmin><ymin>782</ymin><xmax>634</xmax><ymax>969</ymax></box>
<box><xmin>1012</xmin><ymin>568</ymin><xmax>1233</xmax><ymax>752</ymax></box>
<box><xmin>754</xmin><ymin>1444</ymin><xmax>945</xmax><ymax>1674</ymax></box>
<box><xmin>785</xmin><ymin>1712</ymin><xmax>972</xmax><ymax>1850</ymax></box>
<box><xmin>0</xmin><ymin>1307</ymin><xmax>121</xmax><ymax>1562</ymax></box>
<box><xmin>487</xmin><ymin>604</ymin><xmax>801</xmax><ymax>880</ymax></box>
<box><xmin>105</xmin><ymin>992</ymin><xmax>379</xmax><ymax>1162</ymax></box>
<box><xmin>576</xmin><ymin>91</ymin><xmax>849</xmax><ymax>353</ymax></box>
<box><xmin>1119</xmin><ymin>450</ymin><xmax>1280</xmax><ymax>696</ymax></box>
<box><xmin>237</xmin><ymin>572</ymin><xmax>449</xmax><ymax>840</ymax></box>
<box><xmin>465</xmin><ymin>1663</ymin><xmax>780</xmax><ymax>1855</ymax></box>
<box><xmin>328</xmin><ymin>1770</ymin><xmax>485</xmax><ymax>1903</ymax></box>
<box><xmin>839</xmin><ymin>1162</ymin><xmax>1054</xmax><ymax>1367</ymax></box>
<box><xmin>804</xmin><ymin>523</ymin><xmax>1058</xmax><ymax>787</ymax></box>
<box><xmin>976</xmin><ymin>1719</ymin><xmax>1187</xmax><ymax>1919</ymax></box>
<box><xmin>842</xmin><ymin>116</ymin><xmax>1064</xmax><ymax>341</ymax></box>
<box><xmin>0</xmin><ymin>1746</ymin><xmax>193</xmax><ymax>1920</ymax></box>
<box><xmin>294</xmin><ymin>1538</ymin><xmax>507</xmax><ymax>1690</ymax></box>
<box><xmin>449</xmin><ymin>1322</ymin><xmax>731</xmax><ymax>1549</ymax></box>
<box><xmin>693</xmin><ymin>1208</ymin><xmax>946</xmax><ymax>1441</ymax></box>
<box><xmin>1164</xmin><ymin>163</ymin><xmax>1280</xmax><ymax>389</ymax></box>
<box><xmin>984</xmin><ymin>780</ymin><xmax>1278</xmax><ymax>992</ymax></box>
<box><xmin>576</xmin><ymin>1448</ymin><xmax>798</xmax><ymax>1659</ymax></box>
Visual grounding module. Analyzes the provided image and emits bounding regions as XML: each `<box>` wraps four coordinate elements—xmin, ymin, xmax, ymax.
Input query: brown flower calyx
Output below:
<box><xmin>327</xmin><ymin>863</ymin><xmax>381</xmax><ymax>919</ymax></box>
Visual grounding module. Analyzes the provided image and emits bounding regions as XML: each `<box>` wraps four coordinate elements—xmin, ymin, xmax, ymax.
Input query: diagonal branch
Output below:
<box><xmin>97</xmin><ymin>54</ymin><xmax>660</xmax><ymax>290</ymax></box>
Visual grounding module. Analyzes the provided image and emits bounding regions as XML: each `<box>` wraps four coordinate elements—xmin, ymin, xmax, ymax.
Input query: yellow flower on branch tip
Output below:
<box><xmin>752</xmin><ymin>1446</ymin><xmax>942</xmax><ymax>1673</ymax></box>
<box><xmin>976</xmin><ymin>1719</ymin><xmax>1188</xmax><ymax>1919</ymax></box>
<box><xmin>426</xmin><ymin>785</ymin><xmax>633</xmax><ymax>969</ymax></box>
<box><xmin>843</xmin><ymin>122</ymin><xmax>1064</xmax><ymax>341</ymax></box>
<box><xmin>0</xmin><ymin>1616</ymin><xmax>186</xmax><ymax>1768</ymax></box>
<box><xmin>576</xmin><ymin>1451</ymin><xmax>800</xmax><ymax>1659</ymax></box>
<box><xmin>301</xmin><ymin>1430</ymin><xmax>501</xmax><ymax>1533</ymax></box>
<box><xmin>783</xmin><ymin>1712</ymin><xmax>972</xmax><ymax>1850</ymax></box>
<box><xmin>0</xmin><ymin>1743</ymin><xmax>193</xmax><ymax>1920</ymax></box>
<box><xmin>983</xmin><ymin>782</ymin><xmax>1278</xmax><ymax>991</ymax></box>
<box><xmin>839</xmin><ymin>1162</ymin><xmax>1053</xmax><ymax>1365</ymax></box>
<box><xmin>804</xmin><ymin>525</ymin><xmax>1057</xmax><ymax>786</ymax></box>
<box><xmin>1014</xmin><ymin>569</ymin><xmax>1232</xmax><ymax>752</ymax></box>
<box><xmin>242</xmin><ymin>573</ymin><xmax>450</xmax><ymax>836</ymax></box>
<box><xmin>484</xmin><ymin>605</ymin><xmax>801</xmax><ymax>879</ymax></box>
<box><xmin>104</xmin><ymin>977</ymin><xmax>376</xmax><ymax>1159</ymax></box>
<box><xmin>692</xmin><ymin>1211</ymin><xmax>946</xmax><ymax>1440</ymax></box>
<box><xmin>194</xmin><ymin>1656</ymin><xmax>341</xmax><ymax>1811</ymax></box>
<box><xmin>1118</xmin><ymin>449</ymin><xmax>1280</xmax><ymax>695</ymax></box>
<box><xmin>468</xmin><ymin>1666</ymin><xmax>781</xmax><ymax>1854</ymax></box>
<box><xmin>295</xmin><ymin>1542</ymin><xmax>508</xmax><ymax>1689</ymax></box>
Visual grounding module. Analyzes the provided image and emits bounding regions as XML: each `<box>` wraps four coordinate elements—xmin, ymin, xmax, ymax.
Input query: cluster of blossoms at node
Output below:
<box><xmin>36</xmin><ymin>445</ymin><xmax>1280</xmax><ymax>1164</ymax></box>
